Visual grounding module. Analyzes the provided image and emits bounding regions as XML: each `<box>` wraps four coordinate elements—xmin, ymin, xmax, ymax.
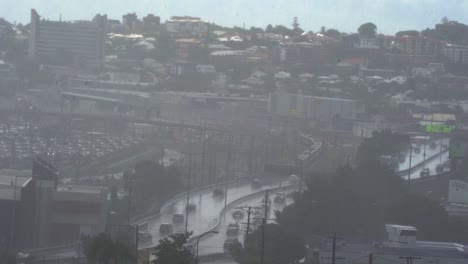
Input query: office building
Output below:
<box><xmin>29</xmin><ymin>9</ymin><xmax>107</xmax><ymax>69</ymax></box>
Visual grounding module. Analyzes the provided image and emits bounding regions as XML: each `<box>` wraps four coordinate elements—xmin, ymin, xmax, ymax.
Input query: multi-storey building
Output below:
<box><xmin>29</xmin><ymin>9</ymin><xmax>107</xmax><ymax>69</ymax></box>
<box><xmin>395</xmin><ymin>35</ymin><xmax>441</xmax><ymax>56</ymax></box>
<box><xmin>165</xmin><ymin>16</ymin><xmax>208</xmax><ymax>37</ymax></box>
<box><xmin>441</xmin><ymin>43</ymin><xmax>468</xmax><ymax>64</ymax></box>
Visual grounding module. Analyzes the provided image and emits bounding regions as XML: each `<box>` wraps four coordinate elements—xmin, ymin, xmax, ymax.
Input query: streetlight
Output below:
<box><xmin>195</xmin><ymin>231</ymin><xmax>219</xmax><ymax>264</ymax></box>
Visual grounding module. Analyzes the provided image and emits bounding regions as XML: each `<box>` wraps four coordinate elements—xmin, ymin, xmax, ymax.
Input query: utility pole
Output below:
<box><xmin>127</xmin><ymin>179</ymin><xmax>134</xmax><ymax>226</ymax></box>
<box><xmin>185</xmin><ymin>150</ymin><xmax>192</xmax><ymax>234</ymax></box>
<box><xmin>408</xmin><ymin>142</ymin><xmax>413</xmax><ymax>183</ymax></box>
<box><xmin>245</xmin><ymin>206</ymin><xmax>252</xmax><ymax>241</ymax></box>
<box><xmin>135</xmin><ymin>225</ymin><xmax>139</xmax><ymax>264</ymax></box>
<box><xmin>260</xmin><ymin>190</ymin><xmax>269</xmax><ymax>264</ymax></box>
<box><xmin>328</xmin><ymin>233</ymin><xmax>342</xmax><ymax>264</ymax></box>
<box><xmin>224</xmin><ymin>135</ymin><xmax>231</xmax><ymax>208</ymax></box>
<box><xmin>399</xmin><ymin>256</ymin><xmax>421</xmax><ymax>264</ymax></box>
<box><xmin>201</xmin><ymin>121</ymin><xmax>206</xmax><ymax>185</ymax></box>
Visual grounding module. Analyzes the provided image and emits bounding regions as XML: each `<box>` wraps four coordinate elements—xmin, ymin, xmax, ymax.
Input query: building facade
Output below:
<box><xmin>165</xmin><ymin>16</ymin><xmax>208</xmax><ymax>37</ymax></box>
<box><xmin>29</xmin><ymin>9</ymin><xmax>107</xmax><ymax>69</ymax></box>
<box><xmin>395</xmin><ymin>36</ymin><xmax>441</xmax><ymax>56</ymax></box>
<box><xmin>441</xmin><ymin>44</ymin><xmax>468</xmax><ymax>64</ymax></box>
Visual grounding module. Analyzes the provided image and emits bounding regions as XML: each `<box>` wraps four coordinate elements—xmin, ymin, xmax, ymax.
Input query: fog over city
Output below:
<box><xmin>1</xmin><ymin>1</ymin><xmax>468</xmax><ymax>264</ymax></box>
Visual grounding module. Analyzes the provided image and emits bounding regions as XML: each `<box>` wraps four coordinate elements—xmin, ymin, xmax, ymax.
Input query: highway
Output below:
<box><xmin>138</xmin><ymin>138</ymin><xmax>450</xmax><ymax>250</ymax></box>
<box><xmin>138</xmin><ymin>177</ymin><xmax>297</xmax><ymax>249</ymax></box>
<box><xmin>397</xmin><ymin>138</ymin><xmax>450</xmax><ymax>180</ymax></box>
<box><xmin>197</xmin><ymin>184</ymin><xmax>297</xmax><ymax>256</ymax></box>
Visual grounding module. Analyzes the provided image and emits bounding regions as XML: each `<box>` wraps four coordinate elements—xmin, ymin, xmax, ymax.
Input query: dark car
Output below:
<box><xmin>172</xmin><ymin>213</ymin><xmax>185</xmax><ymax>224</ymax></box>
<box><xmin>186</xmin><ymin>203</ymin><xmax>197</xmax><ymax>213</ymax></box>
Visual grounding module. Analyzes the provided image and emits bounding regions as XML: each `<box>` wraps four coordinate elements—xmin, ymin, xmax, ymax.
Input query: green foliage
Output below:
<box><xmin>232</xmin><ymin>224</ymin><xmax>305</xmax><ymax>264</ymax></box>
<box><xmin>82</xmin><ymin>233</ymin><xmax>134</xmax><ymax>264</ymax></box>
<box><xmin>356</xmin><ymin>129</ymin><xmax>409</xmax><ymax>164</ymax></box>
<box><xmin>133</xmin><ymin>160</ymin><xmax>182</xmax><ymax>212</ymax></box>
<box><xmin>277</xmin><ymin>161</ymin><xmax>403</xmax><ymax>237</ymax></box>
<box><xmin>324</xmin><ymin>29</ymin><xmax>341</xmax><ymax>39</ymax></box>
<box><xmin>358</xmin><ymin>22</ymin><xmax>377</xmax><ymax>38</ymax></box>
<box><xmin>276</xmin><ymin>131</ymin><xmax>459</xmax><ymax>242</ymax></box>
<box><xmin>421</xmin><ymin>20</ymin><xmax>468</xmax><ymax>45</ymax></box>
<box><xmin>386</xmin><ymin>195</ymin><xmax>449</xmax><ymax>240</ymax></box>
<box><xmin>396</xmin><ymin>30</ymin><xmax>420</xmax><ymax>37</ymax></box>
<box><xmin>152</xmin><ymin>232</ymin><xmax>194</xmax><ymax>264</ymax></box>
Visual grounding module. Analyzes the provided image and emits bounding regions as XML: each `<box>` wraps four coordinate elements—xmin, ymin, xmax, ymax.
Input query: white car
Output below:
<box><xmin>289</xmin><ymin>175</ymin><xmax>299</xmax><ymax>184</ymax></box>
<box><xmin>226</xmin><ymin>222</ymin><xmax>240</xmax><ymax>236</ymax></box>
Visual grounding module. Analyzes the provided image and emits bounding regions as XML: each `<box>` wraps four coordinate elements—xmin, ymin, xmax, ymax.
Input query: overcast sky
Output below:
<box><xmin>3</xmin><ymin>0</ymin><xmax>468</xmax><ymax>34</ymax></box>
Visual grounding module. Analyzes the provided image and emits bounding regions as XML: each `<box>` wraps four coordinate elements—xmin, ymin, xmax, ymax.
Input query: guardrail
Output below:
<box><xmin>188</xmin><ymin>184</ymin><xmax>300</xmax><ymax>247</ymax></box>
<box><xmin>396</xmin><ymin>148</ymin><xmax>449</xmax><ymax>177</ymax></box>
<box><xmin>131</xmin><ymin>175</ymin><xmax>257</xmax><ymax>225</ymax></box>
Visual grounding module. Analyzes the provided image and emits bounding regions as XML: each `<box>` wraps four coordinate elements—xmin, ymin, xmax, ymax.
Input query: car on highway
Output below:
<box><xmin>289</xmin><ymin>174</ymin><xmax>299</xmax><ymax>184</ymax></box>
<box><xmin>213</xmin><ymin>188</ymin><xmax>224</xmax><ymax>198</ymax></box>
<box><xmin>420</xmin><ymin>168</ymin><xmax>430</xmax><ymax>177</ymax></box>
<box><xmin>223</xmin><ymin>238</ymin><xmax>239</xmax><ymax>252</ymax></box>
<box><xmin>398</xmin><ymin>153</ymin><xmax>406</xmax><ymax>163</ymax></box>
<box><xmin>184</xmin><ymin>242</ymin><xmax>195</xmax><ymax>253</ymax></box>
<box><xmin>274</xmin><ymin>193</ymin><xmax>286</xmax><ymax>204</ymax></box>
<box><xmin>172</xmin><ymin>213</ymin><xmax>185</xmax><ymax>224</ymax></box>
<box><xmin>260</xmin><ymin>198</ymin><xmax>271</xmax><ymax>207</ymax></box>
<box><xmin>226</xmin><ymin>222</ymin><xmax>240</xmax><ymax>236</ymax></box>
<box><xmin>138</xmin><ymin>231</ymin><xmax>152</xmax><ymax>244</ymax></box>
<box><xmin>159</xmin><ymin>223</ymin><xmax>173</xmax><ymax>235</ymax></box>
<box><xmin>186</xmin><ymin>203</ymin><xmax>197</xmax><ymax>213</ymax></box>
<box><xmin>252</xmin><ymin>209</ymin><xmax>263</xmax><ymax>219</ymax></box>
<box><xmin>232</xmin><ymin>209</ymin><xmax>244</xmax><ymax>219</ymax></box>
<box><xmin>251</xmin><ymin>179</ymin><xmax>262</xmax><ymax>188</ymax></box>
<box><xmin>443</xmin><ymin>159</ymin><xmax>451</xmax><ymax>169</ymax></box>
<box><xmin>414</xmin><ymin>147</ymin><xmax>421</xmax><ymax>154</ymax></box>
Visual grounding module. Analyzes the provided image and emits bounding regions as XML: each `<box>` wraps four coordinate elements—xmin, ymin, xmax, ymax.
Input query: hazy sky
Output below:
<box><xmin>3</xmin><ymin>0</ymin><xmax>468</xmax><ymax>34</ymax></box>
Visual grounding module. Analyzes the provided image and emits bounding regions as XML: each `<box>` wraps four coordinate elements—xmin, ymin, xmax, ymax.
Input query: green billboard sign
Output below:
<box><xmin>425</xmin><ymin>124</ymin><xmax>453</xmax><ymax>134</ymax></box>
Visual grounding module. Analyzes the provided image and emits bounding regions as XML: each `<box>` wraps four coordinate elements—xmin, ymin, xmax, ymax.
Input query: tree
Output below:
<box><xmin>133</xmin><ymin>160</ymin><xmax>182</xmax><ymax>213</ymax></box>
<box><xmin>356</xmin><ymin>129</ymin><xmax>409</xmax><ymax>164</ymax></box>
<box><xmin>386</xmin><ymin>194</ymin><xmax>449</xmax><ymax>241</ymax></box>
<box><xmin>232</xmin><ymin>224</ymin><xmax>305</xmax><ymax>264</ymax></box>
<box><xmin>291</xmin><ymin>17</ymin><xmax>304</xmax><ymax>36</ymax></box>
<box><xmin>358</xmin><ymin>22</ymin><xmax>377</xmax><ymax>38</ymax></box>
<box><xmin>396</xmin><ymin>30</ymin><xmax>419</xmax><ymax>37</ymax></box>
<box><xmin>265</xmin><ymin>24</ymin><xmax>273</xmax><ymax>33</ymax></box>
<box><xmin>292</xmin><ymin>17</ymin><xmax>300</xmax><ymax>31</ymax></box>
<box><xmin>320</xmin><ymin>26</ymin><xmax>326</xmax><ymax>34</ymax></box>
<box><xmin>152</xmin><ymin>232</ymin><xmax>194</xmax><ymax>264</ymax></box>
<box><xmin>325</xmin><ymin>29</ymin><xmax>341</xmax><ymax>39</ymax></box>
<box><xmin>82</xmin><ymin>233</ymin><xmax>134</xmax><ymax>264</ymax></box>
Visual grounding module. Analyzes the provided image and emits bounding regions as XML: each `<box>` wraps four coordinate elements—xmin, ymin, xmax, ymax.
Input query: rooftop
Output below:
<box><xmin>56</xmin><ymin>185</ymin><xmax>105</xmax><ymax>195</ymax></box>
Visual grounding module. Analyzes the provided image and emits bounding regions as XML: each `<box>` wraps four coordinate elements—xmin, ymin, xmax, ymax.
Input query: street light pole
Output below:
<box><xmin>195</xmin><ymin>231</ymin><xmax>219</xmax><ymax>264</ymax></box>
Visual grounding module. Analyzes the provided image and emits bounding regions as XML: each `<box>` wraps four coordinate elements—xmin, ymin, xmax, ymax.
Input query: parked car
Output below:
<box><xmin>274</xmin><ymin>193</ymin><xmax>286</xmax><ymax>204</ymax></box>
<box><xmin>159</xmin><ymin>223</ymin><xmax>173</xmax><ymax>235</ymax></box>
